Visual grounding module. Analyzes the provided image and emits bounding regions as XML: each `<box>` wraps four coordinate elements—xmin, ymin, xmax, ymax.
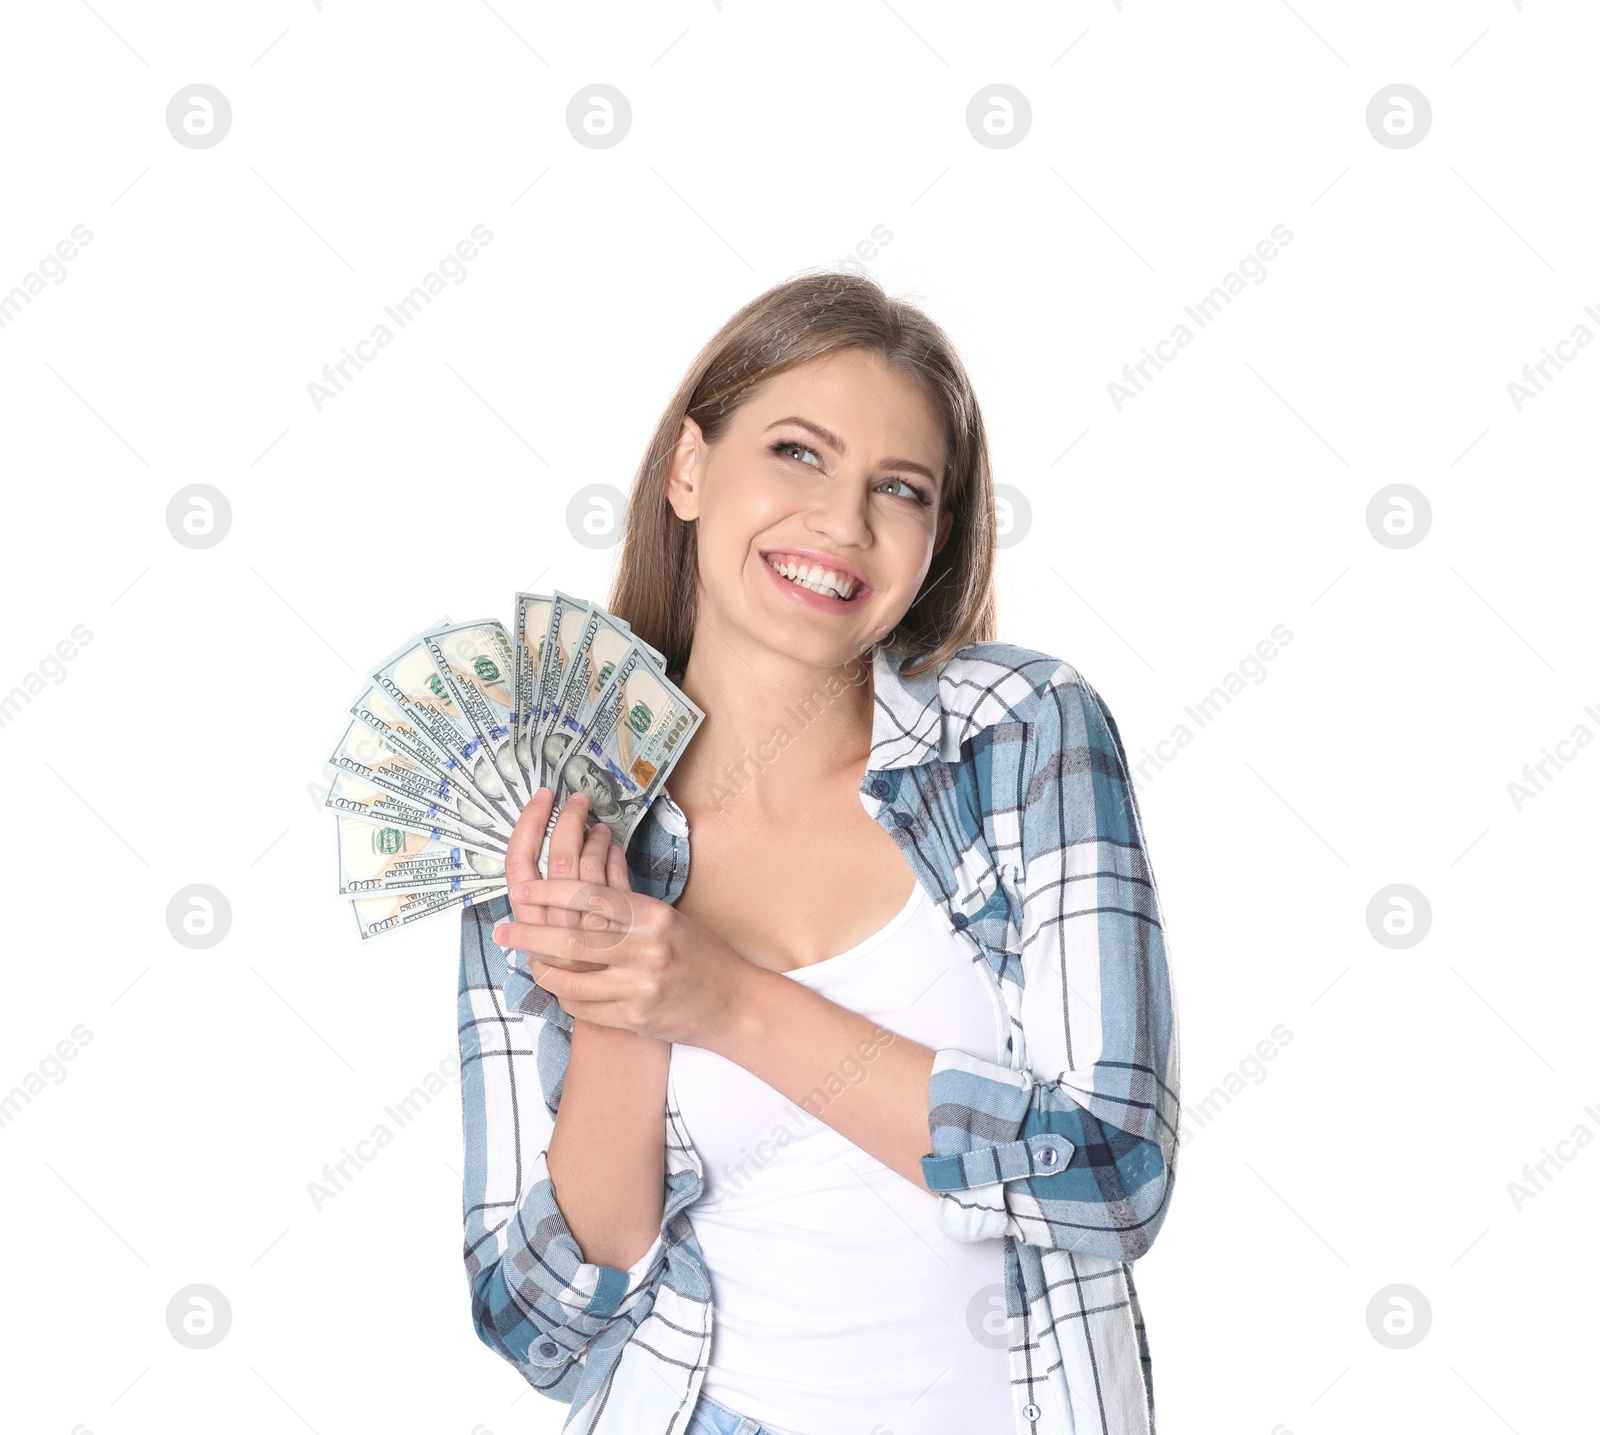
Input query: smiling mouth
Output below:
<box><xmin>762</xmin><ymin>553</ymin><xmax>863</xmax><ymax>601</ymax></box>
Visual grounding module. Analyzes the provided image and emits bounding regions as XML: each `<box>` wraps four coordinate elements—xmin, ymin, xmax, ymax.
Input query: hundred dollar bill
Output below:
<box><xmin>604</xmin><ymin>613</ymin><xmax>665</xmax><ymax>669</ymax></box>
<box><xmin>328</xmin><ymin>718</ymin><xmax>512</xmax><ymax>845</ymax></box>
<box><xmin>422</xmin><ymin>618</ymin><xmax>528</xmax><ymax>810</ymax></box>
<box><xmin>335</xmin><ymin>814</ymin><xmax>506</xmax><ymax>895</ymax></box>
<box><xmin>371</xmin><ymin>634</ymin><xmax>520</xmax><ymax>829</ymax></box>
<box><xmin>542</xmin><ymin>603</ymin><xmax>642</xmax><ymax>782</ymax></box>
<box><xmin>348</xmin><ymin>674</ymin><xmax>483</xmax><ymax>797</ymax></box>
<box><xmin>530</xmin><ymin>590</ymin><xmax>594</xmax><ymax>792</ymax></box>
<box><xmin>324</xmin><ymin>769</ymin><xmax>508</xmax><ymax>854</ymax></box>
<box><xmin>349</xmin><ymin>882</ymin><xmax>506</xmax><ymax>942</ymax></box>
<box><xmin>570</xmin><ymin>607</ymin><xmax>664</xmax><ymax>668</ymax></box>
<box><xmin>528</xmin><ymin>593</ymin><xmax>671</xmax><ymax>793</ymax></box>
<box><xmin>512</xmin><ymin>592</ymin><xmax>553</xmax><ymax>797</ymax></box>
<box><xmin>538</xmin><ymin>639</ymin><xmax>704</xmax><ymax>872</ymax></box>
<box><xmin>625</xmin><ymin>629</ymin><xmax>666</xmax><ymax>668</ymax></box>
<box><xmin>329</xmin><ymin>595</ymin><xmax>700</xmax><ymax>941</ymax></box>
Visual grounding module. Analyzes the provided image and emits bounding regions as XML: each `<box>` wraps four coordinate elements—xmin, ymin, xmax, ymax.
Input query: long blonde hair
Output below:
<box><xmin>607</xmin><ymin>269</ymin><xmax>997</xmax><ymax>680</ymax></box>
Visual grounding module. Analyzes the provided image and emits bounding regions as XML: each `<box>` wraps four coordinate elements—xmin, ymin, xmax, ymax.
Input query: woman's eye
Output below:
<box><xmin>772</xmin><ymin>439</ymin><xmax>821</xmax><ymax>468</ymax></box>
<box><xmin>771</xmin><ymin>438</ymin><xmax>931</xmax><ymax>507</ymax></box>
<box><xmin>879</xmin><ymin>475</ymin><xmax>933</xmax><ymax>507</ymax></box>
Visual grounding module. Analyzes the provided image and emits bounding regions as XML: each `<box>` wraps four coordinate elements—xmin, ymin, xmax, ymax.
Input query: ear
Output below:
<box><xmin>930</xmin><ymin>502</ymin><xmax>955</xmax><ymax>558</ymax></box>
<box><xmin>664</xmin><ymin>417</ymin><xmax>706</xmax><ymax>522</ymax></box>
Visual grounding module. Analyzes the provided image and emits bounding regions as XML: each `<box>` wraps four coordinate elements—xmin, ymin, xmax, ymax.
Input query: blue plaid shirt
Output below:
<box><xmin>458</xmin><ymin>640</ymin><xmax>1181</xmax><ymax>1434</ymax></box>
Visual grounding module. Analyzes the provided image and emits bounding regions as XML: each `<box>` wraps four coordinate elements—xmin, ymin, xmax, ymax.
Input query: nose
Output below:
<box><xmin>804</xmin><ymin>471</ymin><xmax>873</xmax><ymax>548</ymax></box>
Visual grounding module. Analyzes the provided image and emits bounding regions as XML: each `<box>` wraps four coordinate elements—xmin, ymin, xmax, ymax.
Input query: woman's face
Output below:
<box><xmin>667</xmin><ymin>349</ymin><xmax>956</xmax><ymax>669</ymax></box>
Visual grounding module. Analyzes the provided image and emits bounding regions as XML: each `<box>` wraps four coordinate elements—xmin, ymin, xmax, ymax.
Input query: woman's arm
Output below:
<box><xmin>702</xmin><ymin>662</ymin><xmax>1180</xmax><ymax>1264</ymax></box>
<box><xmin>546</xmin><ymin>1018</ymin><xmax>670</xmax><ymax>1270</ymax></box>
<box><xmin>459</xmin><ymin>897</ymin><xmax>674</xmax><ymax>1395</ymax></box>
<box><xmin>916</xmin><ymin>663</ymin><xmax>1180</xmax><ymax>1260</ymax></box>
<box><xmin>702</xmin><ymin>968</ymin><xmax>939</xmax><ymax>1194</ymax></box>
<box><xmin>531</xmin><ymin>795</ymin><xmax>674</xmax><ymax>1270</ymax></box>
<box><xmin>459</xmin><ymin>797</ymin><xmax>674</xmax><ymax>1397</ymax></box>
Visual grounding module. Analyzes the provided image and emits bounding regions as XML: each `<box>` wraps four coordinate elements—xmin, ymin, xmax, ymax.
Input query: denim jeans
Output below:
<box><xmin>682</xmin><ymin>1388</ymin><xmax>775</xmax><ymax>1435</ymax></box>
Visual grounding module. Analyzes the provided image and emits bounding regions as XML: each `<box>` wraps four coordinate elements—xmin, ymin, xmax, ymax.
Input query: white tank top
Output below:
<box><xmin>668</xmin><ymin>879</ymin><xmax>1014</xmax><ymax>1435</ymax></box>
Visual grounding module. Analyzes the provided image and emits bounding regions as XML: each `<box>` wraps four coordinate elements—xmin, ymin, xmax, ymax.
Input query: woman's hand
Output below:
<box><xmin>495</xmin><ymin>787</ymin><xmax>619</xmax><ymax>977</ymax></box>
<box><xmin>491</xmin><ymin>809</ymin><xmax>761</xmax><ymax>1054</ymax></box>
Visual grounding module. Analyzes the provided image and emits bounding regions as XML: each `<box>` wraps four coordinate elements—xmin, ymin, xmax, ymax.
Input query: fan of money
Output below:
<box><xmin>326</xmin><ymin>590</ymin><xmax>705</xmax><ymax>941</ymax></box>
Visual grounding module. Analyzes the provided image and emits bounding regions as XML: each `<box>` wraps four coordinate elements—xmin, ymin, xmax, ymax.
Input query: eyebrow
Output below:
<box><xmin>764</xmin><ymin>415</ymin><xmax>943</xmax><ymax>488</ymax></box>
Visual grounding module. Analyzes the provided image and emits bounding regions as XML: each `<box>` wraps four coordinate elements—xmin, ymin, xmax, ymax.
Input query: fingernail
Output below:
<box><xmin>493</xmin><ymin>924</ymin><xmax>510</xmax><ymax>944</ymax></box>
<box><xmin>511</xmin><ymin>884</ymin><xmax>531</xmax><ymax>902</ymax></box>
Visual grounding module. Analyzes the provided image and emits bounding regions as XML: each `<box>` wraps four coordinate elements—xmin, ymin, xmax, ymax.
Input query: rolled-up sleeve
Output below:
<box><xmin>458</xmin><ymin>897</ymin><xmax>668</xmax><ymax>1397</ymax></box>
<box><xmin>919</xmin><ymin>663</ymin><xmax>1180</xmax><ymax>1262</ymax></box>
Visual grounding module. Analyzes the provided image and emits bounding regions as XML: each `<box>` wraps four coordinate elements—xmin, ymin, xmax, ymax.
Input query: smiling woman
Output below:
<box><xmin>609</xmin><ymin>270</ymin><xmax>995</xmax><ymax>682</ymax></box>
<box><xmin>458</xmin><ymin>270</ymin><xmax>1180</xmax><ymax>1435</ymax></box>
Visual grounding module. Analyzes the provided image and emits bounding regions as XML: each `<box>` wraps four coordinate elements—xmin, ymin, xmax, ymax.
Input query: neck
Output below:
<box><xmin>668</xmin><ymin>629</ymin><xmax>880</xmax><ymax>822</ymax></box>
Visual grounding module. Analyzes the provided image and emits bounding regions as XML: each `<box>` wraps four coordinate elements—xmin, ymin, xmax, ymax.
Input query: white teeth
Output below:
<box><xmin>766</xmin><ymin>556</ymin><xmax>857</xmax><ymax>600</ymax></box>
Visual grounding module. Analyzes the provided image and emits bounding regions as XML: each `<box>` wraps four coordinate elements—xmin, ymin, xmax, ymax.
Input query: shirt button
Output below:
<box><xmin>893</xmin><ymin>811</ymin><xmax>913</xmax><ymax>829</ymax></box>
<box><xmin>1023</xmin><ymin>1402</ymin><xmax>1042</xmax><ymax>1420</ymax></box>
<box><xmin>870</xmin><ymin>777</ymin><xmax>891</xmax><ymax>798</ymax></box>
<box><xmin>951</xmin><ymin>912</ymin><xmax>969</xmax><ymax>930</ymax></box>
<box><xmin>538</xmin><ymin>1340</ymin><xmax>559</xmax><ymax>1359</ymax></box>
<box><xmin>1037</xmin><ymin>1145</ymin><xmax>1060</xmax><ymax>1168</ymax></box>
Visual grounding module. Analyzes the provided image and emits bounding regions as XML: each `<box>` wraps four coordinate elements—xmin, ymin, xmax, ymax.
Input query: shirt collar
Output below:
<box><xmin>645</xmin><ymin>640</ymin><xmax>944</xmax><ymax>848</ymax></box>
<box><xmin>646</xmin><ymin>640</ymin><xmax>959</xmax><ymax>856</ymax></box>
<box><xmin>867</xmin><ymin>638</ymin><xmax>946</xmax><ymax>771</ymax></box>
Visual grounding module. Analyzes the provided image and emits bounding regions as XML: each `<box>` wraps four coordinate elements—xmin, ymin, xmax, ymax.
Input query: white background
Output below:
<box><xmin>1</xmin><ymin>2</ymin><xmax>1595</xmax><ymax>1433</ymax></box>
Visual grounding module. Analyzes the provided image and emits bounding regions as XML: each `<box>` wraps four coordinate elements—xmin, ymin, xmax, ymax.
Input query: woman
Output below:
<box><xmin>458</xmin><ymin>271</ymin><xmax>1181</xmax><ymax>1435</ymax></box>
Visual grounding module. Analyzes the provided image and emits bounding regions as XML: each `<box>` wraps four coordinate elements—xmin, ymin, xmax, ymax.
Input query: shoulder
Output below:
<box><xmin>941</xmin><ymin>647</ymin><xmax>1150</xmax><ymax>858</ymax></box>
<box><xmin>939</xmin><ymin>641</ymin><xmax>1129</xmax><ymax>768</ymax></box>
<box><xmin>938</xmin><ymin>640</ymin><xmax>1097</xmax><ymax>724</ymax></box>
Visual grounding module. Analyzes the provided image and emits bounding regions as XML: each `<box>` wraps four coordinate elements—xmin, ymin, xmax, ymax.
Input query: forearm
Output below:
<box><xmin>546</xmin><ymin>1018</ymin><xmax>671</xmax><ymax>1270</ymax></box>
<box><xmin>705</xmin><ymin>965</ymin><xmax>937</xmax><ymax>1193</ymax></box>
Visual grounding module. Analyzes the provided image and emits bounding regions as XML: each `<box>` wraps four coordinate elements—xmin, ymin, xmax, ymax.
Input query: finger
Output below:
<box><xmin>506</xmin><ymin>877</ymin><xmax>631</xmax><ymax>925</ymax></box>
<box><xmin>605</xmin><ymin>830</ymin><xmax>632</xmax><ymax>891</ymax></box>
<box><xmin>537</xmin><ymin>982</ymin><xmax>632</xmax><ymax>1032</ymax></box>
<box><xmin>541</xmin><ymin>794</ymin><xmax>592</xmax><ymax>924</ymax></box>
<box><xmin>525</xmin><ymin>964</ymin><xmax>620</xmax><ymax>1026</ymax></box>
<box><xmin>521</xmin><ymin>958</ymin><xmax>608</xmax><ymax>1006</ymax></box>
<box><xmin>492</xmin><ymin>916</ymin><xmax>621</xmax><ymax>956</ymax></box>
<box><xmin>534</xmin><ymin>783</ymin><xmax>592</xmax><ymax>927</ymax></box>
<box><xmin>505</xmin><ymin>786</ymin><xmax>554</xmax><ymax>887</ymax></box>
<box><xmin>492</xmin><ymin>920</ymin><xmax>613</xmax><ymax>973</ymax></box>
<box><xmin>505</xmin><ymin>787</ymin><xmax>556</xmax><ymax>924</ymax></box>
<box><xmin>578</xmin><ymin>814</ymin><xmax>614</xmax><ymax>887</ymax></box>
